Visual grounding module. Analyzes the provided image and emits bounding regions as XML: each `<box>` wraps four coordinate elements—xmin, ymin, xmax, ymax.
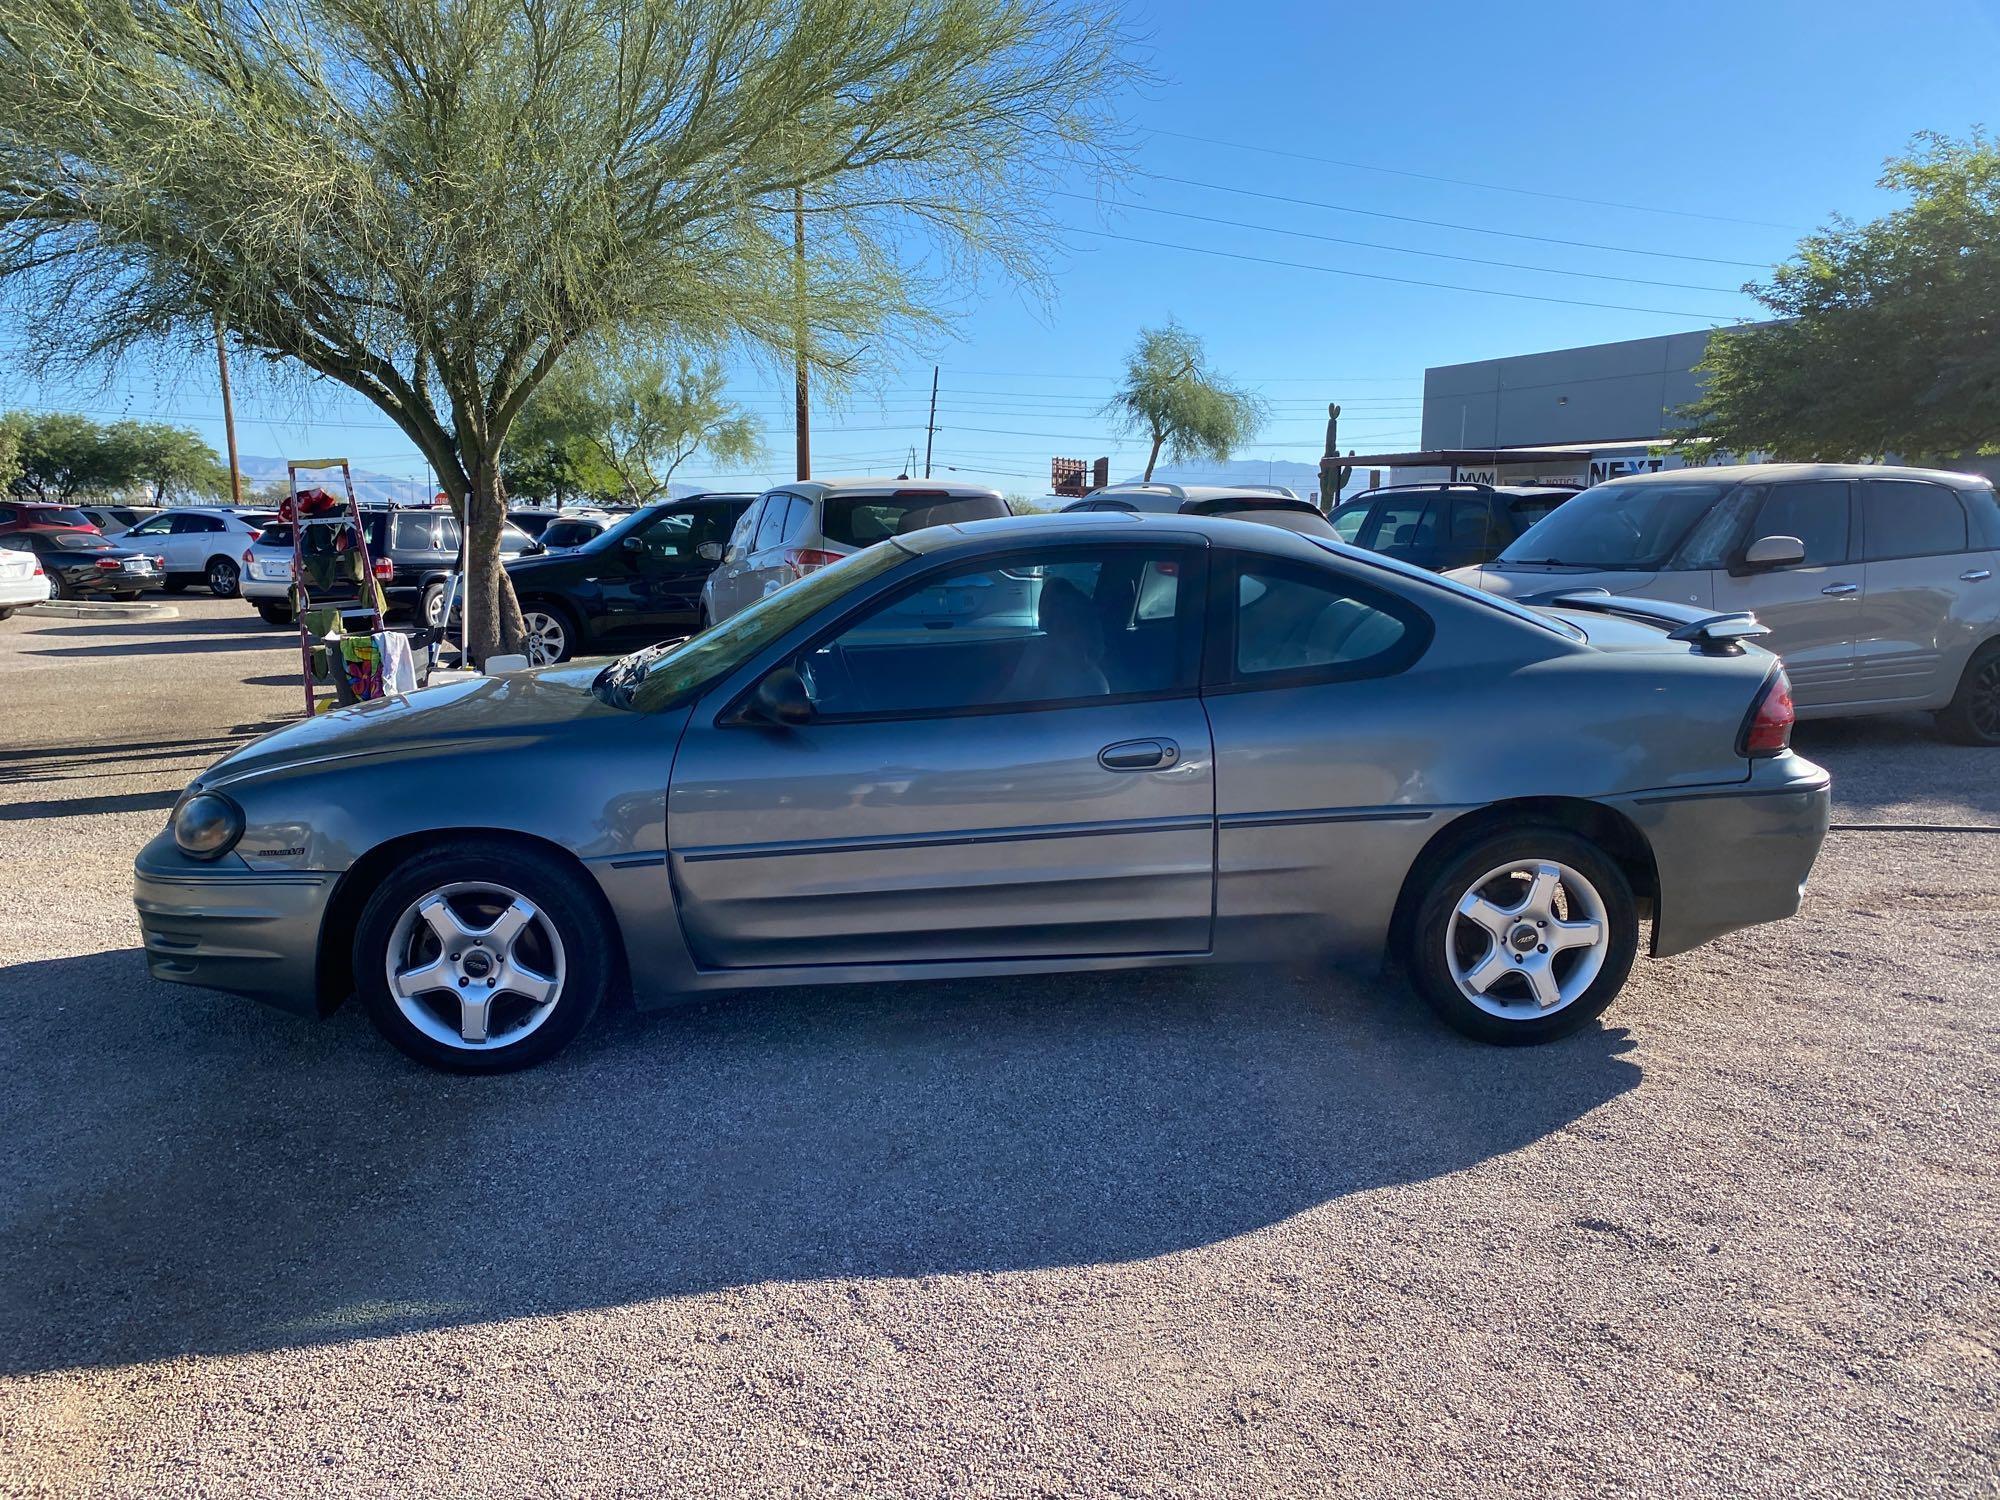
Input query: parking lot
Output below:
<box><xmin>0</xmin><ymin>599</ymin><xmax>1994</xmax><ymax>1497</ymax></box>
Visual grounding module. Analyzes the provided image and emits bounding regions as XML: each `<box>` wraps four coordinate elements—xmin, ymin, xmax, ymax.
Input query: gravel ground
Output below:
<box><xmin>1</xmin><ymin>599</ymin><xmax>1995</xmax><ymax>1499</ymax></box>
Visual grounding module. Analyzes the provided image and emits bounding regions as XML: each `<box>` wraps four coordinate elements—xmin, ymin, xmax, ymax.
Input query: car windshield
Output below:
<box><xmin>820</xmin><ymin>493</ymin><xmax>1008</xmax><ymax>547</ymax></box>
<box><xmin>597</xmin><ymin>543</ymin><xmax>908</xmax><ymax>712</ymax></box>
<box><xmin>1497</xmin><ymin>481</ymin><xmax>1729</xmax><ymax>569</ymax></box>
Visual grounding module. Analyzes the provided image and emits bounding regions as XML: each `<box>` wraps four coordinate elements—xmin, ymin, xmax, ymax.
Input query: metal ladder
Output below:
<box><xmin>285</xmin><ymin>458</ymin><xmax>384</xmax><ymax>716</ymax></box>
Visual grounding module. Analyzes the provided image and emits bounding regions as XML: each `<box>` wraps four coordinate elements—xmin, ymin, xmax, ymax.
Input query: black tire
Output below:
<box><xmin>421</xmin><ymin>581</ymin><xmax>449</xmax><ymax>629</ymax></box>
<box><xmin>519</xmin><ymin>600</ymin><xmax>578</xmax><ymax>664</ymax></box>
<box><xmin>0</xmin><ymin>607</ymin><xmax>13</xmax><ymax>622</ymax></box>
<box><xmin>47</xmin><ymin>570</ymin><xmax>75</xmax><ymax>601</ymax></box>
<box><xmin>1406</xmin><ymin>827</ymin><xmax>1638</xmax><ymax>1046</ymax></box>
<box><xmin>162</xmin><ymin>577</ymin><xmax>190</xmax><ymax>595</ymax></box>
<box><xmin>1936</xmin><ymin>640</ymin><xmax>2000</xmax><ymax>746</ymax></box>
<box><xmin>206</xmin><ymin>556</ymin><xmax>241</xmax><ymax>597</ymax></box>
<box><xmin>255</xmin><ymin>601</ymin><xmax>294</xmax><ymax>626</ymax></box>
<box><xmin>352</xmin><ymin>839</ymin><xmax>612</xmax><ymax>1073</ymax></box>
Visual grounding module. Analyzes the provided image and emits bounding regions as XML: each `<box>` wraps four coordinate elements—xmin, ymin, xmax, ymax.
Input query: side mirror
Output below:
<box><xmin>747</xmin><ymin>664</ymin><xmax>814</xmax><ymax>726</ymax></box>
<box><xmin>621</xmin><ymin>535</ymin><xmax>645</xmax><ymax>553</ymax></box>
<box><xmin>1743</xmin><ymin>534</ymin><xmax>1806</xmax><ymax>570</ymax></box>
<box><xmin>524</xmin><ymin>541</ymin><xmax>545</xmax><ymax>556</ymax></box>
<box><xmin>697</xmin><ymin>540</ymin><xmax>724</xmax><ymax>562</ymax></box>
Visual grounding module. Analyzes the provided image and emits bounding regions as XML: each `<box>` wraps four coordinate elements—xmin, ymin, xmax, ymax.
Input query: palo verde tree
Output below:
<box><xmin>1684</xmin><ymin>131</ymin><xmax>2000</xmax><ymax>463</ymax></box>
<box><xmin>511</xmin><ymin>350</ymin><xmax>763</xmax><ymax>505</ymax></box>
<box><xmin>0</xmin><ymin>0</ymin><xmax>1133</xmax><ymax>659</ymax></box>
<box><xmin>1103</xmin><ymin>319</ymin><xmax>1265</xmax><ymax>482</ymax></box>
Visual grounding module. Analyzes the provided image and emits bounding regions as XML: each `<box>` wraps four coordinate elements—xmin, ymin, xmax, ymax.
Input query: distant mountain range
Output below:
<box><xmin>236</xmin><ymin>455</ymin><xmax>431</xmax><ymax>506</ymax></box>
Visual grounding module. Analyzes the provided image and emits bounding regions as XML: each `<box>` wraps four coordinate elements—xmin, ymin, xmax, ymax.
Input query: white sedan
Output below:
<box><xmin>0</xmin><ymin>542</ymin><xmax>48</xmax><ymax>619</ymax></box>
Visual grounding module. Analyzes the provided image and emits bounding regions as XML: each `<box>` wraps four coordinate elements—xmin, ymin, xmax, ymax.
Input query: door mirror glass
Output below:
<box><xmin>697</xmin><ymin>540</ymin><xmax>724</xmax><ymax>562</ymax></box>
<box><xmin>621</xmin><ymin>534</ymin><xmax>645</xmax><ymax>552</ymax></box>
<box><xmin>749</xmin><ymin>663</ymin><xmax>815</xmax><ymax>725</ymax></box>
<box><xmin>1743</xmin><ymin>534</ymin><xmax>1806</xmax><ymax>569</ymax></box>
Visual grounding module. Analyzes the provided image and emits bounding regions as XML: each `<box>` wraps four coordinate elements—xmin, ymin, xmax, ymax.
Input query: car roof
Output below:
<box><xmin>772</xmin><ymin>477</ymin><xmax>1004</xmax><ymax>501</ymax></box>
<box><xmin>1592</xmin><ymin>462</ymin><xmax>1993</xmax><ymax>490</ymax></box>
<box><xmin>891</xmin><ymin>508</ymin><xmax>1335</xmax><ymax>561</ymax></box>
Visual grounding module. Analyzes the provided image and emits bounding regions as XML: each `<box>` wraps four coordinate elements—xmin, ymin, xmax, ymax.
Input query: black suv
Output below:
<box><xmin>504</xmin><ymin>493</ymin><xmax>756</xmax><ymax>662</ymax></box>
<box><xmin>1328</xmin><ymin>483</ymin><xmax>1578</xmax><ymax>572</ymax></box>
<box><xmin>241</xmin><ymin>508</ymin><xmax>536</xmax><ymax>625</ymax></box>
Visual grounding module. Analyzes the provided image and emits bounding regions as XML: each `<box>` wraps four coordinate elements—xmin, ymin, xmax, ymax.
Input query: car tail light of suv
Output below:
<box><xmin>783</xmin><ymin>547</ymin><xmax>842</xmax><ymax>581</ymax></box>
<box><xmin>373</xmin><ymin>558</ymin><xmax>395</xmax><ymax>580</ymax></box>
<box><xmin>1740</xmin><ymin>669</ymin><xmax>1796</xmax><ymax>757</ymax></box>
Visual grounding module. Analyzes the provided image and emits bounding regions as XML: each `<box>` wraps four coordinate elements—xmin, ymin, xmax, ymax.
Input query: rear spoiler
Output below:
<box><xmin>1521</xmin><ymin>587</ymin><xmax>1771</xmax><ymax>656</ymax></box>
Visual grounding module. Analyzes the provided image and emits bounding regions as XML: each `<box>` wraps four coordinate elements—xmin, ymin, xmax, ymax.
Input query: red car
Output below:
<box><xmin>0</xmin><ymin>501</ymin><xmax>101</xmax><ymax>537</ymax></box>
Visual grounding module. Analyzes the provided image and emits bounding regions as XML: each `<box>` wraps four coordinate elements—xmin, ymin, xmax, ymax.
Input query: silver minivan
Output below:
<box><xmin>701</xmin><ymin>479</ymin><xmax>1010</xmax><ymax>624</ymax></box>
<box><xmin>1450</xmin><ymin>463</ymin><xmax>2000</xmax><ymax>743</ymax></box>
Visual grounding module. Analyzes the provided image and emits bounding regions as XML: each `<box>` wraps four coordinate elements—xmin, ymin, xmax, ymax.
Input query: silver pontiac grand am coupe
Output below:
<box><xmin>136</xmin><ymin>513</ymin><xmax>1831</xmax><ymax>1072</ymax></box>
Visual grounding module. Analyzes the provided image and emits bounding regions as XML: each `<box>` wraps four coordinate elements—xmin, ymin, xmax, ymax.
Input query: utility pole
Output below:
<box><xmin>792</xmin><ymin>187</ymin><xmax>810</xmax><ymax>482</ymax></box>
<box><xmin>213</xmin><ymin>312</ymin><xmax>242</xmax><ymax>506</ymax></box>
<box><xmin>923</xmin><ymin>365</ymin><xmax>939</xmax><ymax>479</ymax></box>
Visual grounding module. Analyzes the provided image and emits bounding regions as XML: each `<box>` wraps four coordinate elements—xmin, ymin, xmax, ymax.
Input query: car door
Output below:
<box><xmin>122</xmin><ymin>512</ymin><xmax>178</xmax><ymax>567</ymax></box>
<box><xmin>1708</xmin><ymin>480</ymin><xmax>1860</xmax><ymax>708</ymax></box>
<box><xmin>667</xmin><ymin>539</ymin><xmax>1216</xmax><ymax>967</ymax></box>
<box><xmin>1853</xmin><ymin>478</ymin><xmax>1987</xmax><ymax>705</ymax></box>
<box><xmin>1199</xmin><ymin>551</ymin><xmax>1439</xmax><ymax>960</ymax></box>
<box><xmin>739</xmin><ymin>493</ymin><xmax>802</xmax><ymax>606</ymax></box>
<box><xmin>708</xmin><ymin>497</ymin><xmax>765</xmax><ymax>619</ymax></box>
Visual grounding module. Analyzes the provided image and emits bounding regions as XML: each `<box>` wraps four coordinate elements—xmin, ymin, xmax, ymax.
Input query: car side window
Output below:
<box><xmin>1357</xmin><ymin>495</ymin><xmax>1436</xmax><ymax>552</ymax></box>
<box><xmin>1328</xmin><ymin>503</ymin><xmax>1368</xmax><ymax>541</ymax></box>
<box><xmin>392</xmin><ymin>514</ymin><xmax>439</xmax><ymax>550</ymax></box>
<box><xmin>752</xmin><ymin>496</ymin><xmax>791</xmax><ymax>552</ymax></box>
<box><xmin>0</xmin><ymin>507</ymin><xmax>14</xmax><ymax>525</ymax></box>
<box><xmin>1751</xmin><ymin>482</ymin><xmax>1850</xmax><ymax>566</ymax></box>
<box><xmin>124</xmin><ymin>514</ymin><xmax>169</xmax><ymax>536</ymax></box>
<box><xmin>792</xmin><ymin>546</ymin><xmax>1202</xmax><ymax>719</ymax></box>
<box><xmin>729</xmin><ymin>499</ymin><xmax>765</xmax><ymax>555</ymax></box>
<box><xmin>1861</xmin><ymin>480</ymin><xmax>1969</xmax><ymax>560</ymax></box>
<box><xmin>1226</xmin><ymin>559</ymin><xmax>1429</xmax><ymax>686</ymax></box>
<box><xmin>1444</xmin><ymin>495</ymin><xmax>1500</xmax><ymax>550</ymax></box>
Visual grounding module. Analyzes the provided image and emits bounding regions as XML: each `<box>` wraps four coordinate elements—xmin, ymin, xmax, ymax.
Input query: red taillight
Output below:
<box><xmin>241</xmin><ymin>547</ymin><xmax>254</xmax><ymax>566</ymax></box>
<box><xmin>372</xmin><ymin>558</ymin><xmax>395</xmax><ymax>580</ymax></box>
<box><xmin>95</xmin><ymin>557</ymin><xmax>120</xmax><ymax>569</ymax></box>
<box><xmin>783</xmin><ymin>547</ymin><xmax>842</xmax><ymax>580</ymax></box>
<box><xmin>1741</xmin><ymin>670</ymin><xmax>1795</xmax><ymax>757</ymax></box>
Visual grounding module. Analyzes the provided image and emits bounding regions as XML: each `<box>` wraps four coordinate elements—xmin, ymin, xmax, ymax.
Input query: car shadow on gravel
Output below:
<box><xmin>0</xmin><ymin>949</ymin><xmax>1640</xmax><ymax>1376</ymax></box>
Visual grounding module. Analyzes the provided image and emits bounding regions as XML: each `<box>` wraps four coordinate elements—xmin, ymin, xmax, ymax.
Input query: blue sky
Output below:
<box><xmin>5</xmin><ymin>0</ymin><xmax>1996</xmax><ymax>498</ymax></box>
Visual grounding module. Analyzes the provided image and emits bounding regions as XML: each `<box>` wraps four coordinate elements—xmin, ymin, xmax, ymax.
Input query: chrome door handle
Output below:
<box><xmin>1098</xmin><ymin>738</ymin><xmax>1178</xmax><ymax>771</ymax></box>
<box><xmin>1821</xmin><ymin>582</ymin><xmax>1859</xmax><ymax>596</ymax></box>
<box><xmin>1961</xmin><ymin>569</ymin><xmax>1992</xmax><ymax>582</ymax></box>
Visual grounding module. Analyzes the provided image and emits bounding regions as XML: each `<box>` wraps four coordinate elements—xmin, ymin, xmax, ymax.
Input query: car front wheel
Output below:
<box><xmin>353</xmin><ymin>839</ymin><xmax>612</xmax><ymax>1072</ymax></box>
<box><xmin>520</xmin><ymin>604</ymin><xmax>574</xmax><ymax>665</ymax></box>
<box><xmin>1407</xmin><ymin>828</ymin><xmax>1637</xmax><ymax>1045</ymax></box>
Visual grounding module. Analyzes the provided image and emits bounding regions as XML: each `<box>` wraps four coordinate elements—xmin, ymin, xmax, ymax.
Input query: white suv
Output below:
<box><xmin>115</xmin><ymin>507</ymin><xmax>278</xmax><ymax>596</ymax></box>
<box><xmin>701</xmin><ymin>479</ymin><xmax>1010</xmax><ymax>624</ymax></box>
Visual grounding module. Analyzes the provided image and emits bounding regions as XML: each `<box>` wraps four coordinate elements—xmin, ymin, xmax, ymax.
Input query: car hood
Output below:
<box><xmin>200</xmin><ymin>660</ymin><xmax>622</xmax><ymax>789</ymax></box>
<box><xmin>1444</xmin><ymin>562</ymin><xmax>1664</xmax><ymax>600</ymax></box>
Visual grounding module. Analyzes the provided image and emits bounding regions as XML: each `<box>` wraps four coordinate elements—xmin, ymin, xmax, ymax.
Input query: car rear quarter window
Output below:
<box><xmin>1357</xmin><ymin>495</ymin><xmax>1435</xmax><ymax>552</ymax></box>
<box><xmin>1861</xmin><ymin>479</ymin><xmax>1969</xmax><ymax>559</ymax></box>
<box><xmin>1224</xmin><ymin>558</ymin><xmax>1431</xmax><ymax>687</ymax></box>
<box><xmin>393</xmin><ymin>514</ymin><xmax>443</xmax><ymax>550</ymax></box>
<box><xmin>1753</xmin><ymin>481</ymin><xmax>1850</xmax><ymax>566</ymax></box>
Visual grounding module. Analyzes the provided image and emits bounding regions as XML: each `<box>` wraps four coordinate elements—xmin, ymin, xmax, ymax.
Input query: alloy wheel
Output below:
<box><xmin>1970</xmin><ymin>656</ymin><xmax>2000</xmax><ymax>741</ymax></box>
<box><xmin>1445</xmin><ymin>859</ymin><xmax>1609</xmax><ymax>1018</ymax></box>
<box><xmin>522</xmin><ymin>610</ymin><xmax>567</xmax><ymax>665</ymax></box>
<box><xmin>208</xmin><ymin>559</ymin><xmax>239</xmax><ymax>597</ymax></box>
<box><xmin>384</xmin><ymin>881</ymin><xmax>567</xmax><ymax>1051</ymax></box>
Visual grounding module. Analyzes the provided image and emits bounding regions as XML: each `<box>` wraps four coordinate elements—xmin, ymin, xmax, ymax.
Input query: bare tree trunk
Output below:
<box><xmin>1143</xmin><ymin>431</ymin><xmax>1164</xmax><ymax>483</ymax></box>
<box><xmin>463</xmin><ymin>448</ymin><xmax>526</xmax><ymax>664</ymax></box>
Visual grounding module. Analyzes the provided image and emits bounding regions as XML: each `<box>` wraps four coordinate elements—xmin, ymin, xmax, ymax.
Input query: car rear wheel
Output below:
<box><xmin>421</xmin><ymin>582</ymin><xmax>451</xmax><ymax>629</ymax></box>
<box><xmin>206</xmin><ymin>557</ymin><xmax>240</xmax><ymax>597</ymax></box>
<box><xmin>255</xmin><ymin>601</ymin><xmax>294</xmax><ymax>626</ymax></box>
<box><xmin>353</xmin><ymin>840</ymin><xmax>611</xmax><ymax>1073</ymax></box>
<box><xmin>520</xmin><ymin>604</ymin><xmax>574</xmax><ymax>665</ymax></box>
<box><xmin>47</xmin><ymin>570</ymin><xmax>75</xmax><ymax>601</ymax></box>
<box><xmin>1936</xmin><ymin>640</ymin><xmax>2000</xmax><ymax>746</ymax></box>
<box><xmin>162</xmin><ymin>577</ymin><xmax>189</xmax><ymax>594</ymax></box>
<box><xmin>1407</xmin><ymin>828</ymin><xmax>1637</xmax><ymax>1045</ymax></box>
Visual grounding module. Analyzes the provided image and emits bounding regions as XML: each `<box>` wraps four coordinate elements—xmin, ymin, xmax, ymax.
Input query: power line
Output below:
<box><xmin>1053</xmin><ymin>191</ymin><xmax>1747</xmax><ymax>294</ymax></box>
<box><xmin>1069</xmin><ymin>227</ymin><xmax>1743</xmax><ymax>320</ymax></box>
<box><xmin>1142</xmin><ymin>172</ymin><xmax>1775</xmax><ymax>269</ymax></box>
<box><xmin>1143</xmin><ymin>126</ymin><xmax>1805</xmax><ymax>231</ymax></box>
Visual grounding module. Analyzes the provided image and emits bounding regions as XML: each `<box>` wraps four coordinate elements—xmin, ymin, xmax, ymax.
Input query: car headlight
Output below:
<box><xmin>172</xmin><ymin>791</ymin><xmax>244</xmax><ymax>860</ymax></box>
